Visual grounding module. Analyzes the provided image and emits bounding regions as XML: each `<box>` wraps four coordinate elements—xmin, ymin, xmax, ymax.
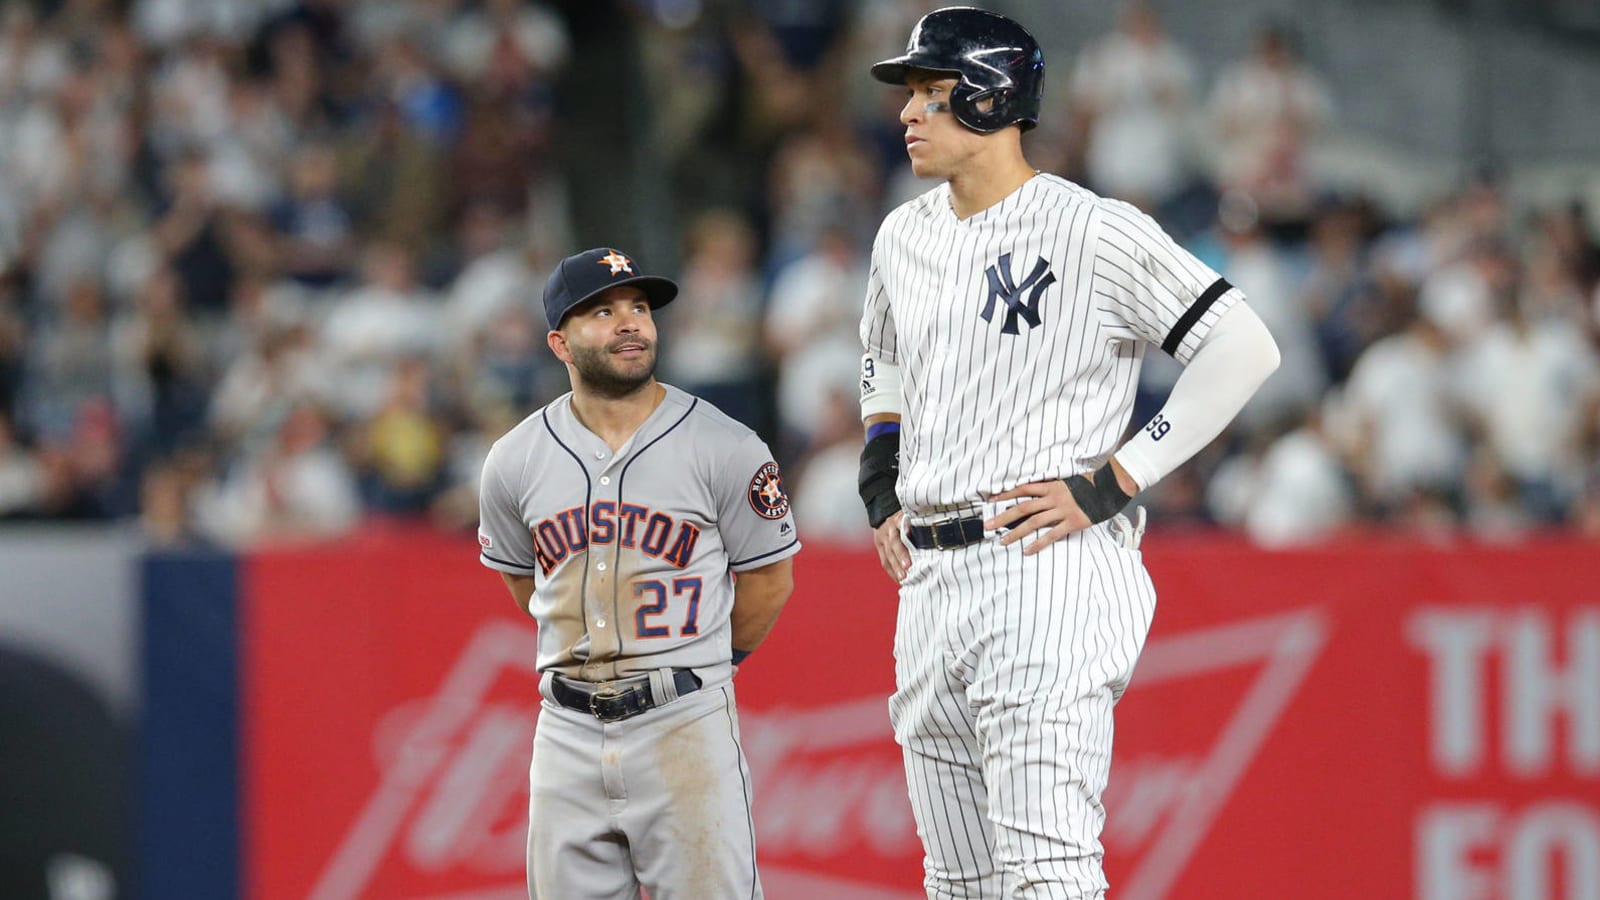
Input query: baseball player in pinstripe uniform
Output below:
<box><xmin>478</xmin><ymin>247</ymin><xmax>799</xmax><ymax>899</ymax></box>
<box><xmin>856</xmin><ymin>9</ymin><xmax>1281</xmax><ymax>898</ymax></box>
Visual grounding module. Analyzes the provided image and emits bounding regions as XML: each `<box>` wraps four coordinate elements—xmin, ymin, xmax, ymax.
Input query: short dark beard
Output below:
<box><xmin>568</xmin><ymin>339</ymin><xmax>657</xmax><ymax>399</ymax></box>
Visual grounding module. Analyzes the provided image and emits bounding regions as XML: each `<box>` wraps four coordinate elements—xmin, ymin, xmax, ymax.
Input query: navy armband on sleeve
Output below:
<box><xmin>1161</xmin><ymin>277</ymin><xmax>1232</xmax><ymax>357</ymax></box>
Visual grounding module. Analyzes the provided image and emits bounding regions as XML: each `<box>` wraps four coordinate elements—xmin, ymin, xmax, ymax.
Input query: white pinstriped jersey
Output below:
<box><xmin>860</xmin><ymin>173</ymin><xmax>1242</xmax><ymax>517</ymax></box>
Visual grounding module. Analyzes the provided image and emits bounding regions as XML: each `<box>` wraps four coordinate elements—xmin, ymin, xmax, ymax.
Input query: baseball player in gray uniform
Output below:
<box><xmin>855</xmin><ymin>9</ymin><xmax>1282</xmax><ymax>898</ymax></box>
<box><xmin>478</xmin><ymin>247</ymin><xmax>799</xmax><ymax>899</ymax></box>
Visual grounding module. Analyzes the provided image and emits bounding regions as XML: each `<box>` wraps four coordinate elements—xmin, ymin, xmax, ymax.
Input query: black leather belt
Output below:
<box><xmin>906</xmin><ymin>516</ymin><xmax>986</xmax><ymax>550</ymax></box>
<box><xmin>549</xmin><ymin>670</ymin><xmax>702</xmax><ymax>722</ymax></box>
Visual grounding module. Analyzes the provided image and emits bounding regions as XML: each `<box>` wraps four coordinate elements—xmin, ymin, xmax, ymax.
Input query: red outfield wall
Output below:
<box><xmin>242</xmin><ymin>531</ymin><xmax>1600</xmax><ymax>900</ymax></box>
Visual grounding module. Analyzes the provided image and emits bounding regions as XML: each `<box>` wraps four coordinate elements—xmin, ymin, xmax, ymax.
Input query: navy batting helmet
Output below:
<box><xmin>870</xmin><ymin>7</ymin><xmax>1045</xmax><ymax>134</ymax></box>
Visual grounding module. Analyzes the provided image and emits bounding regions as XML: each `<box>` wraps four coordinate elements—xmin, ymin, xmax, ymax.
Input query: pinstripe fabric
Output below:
<box><xmin>890</xmin><ymin>525</ymin><xmax>1155</xmax><ymax>899</ymax></box>
<box><xmin>865</xmin><ymin>174</ymin><xmax>1218</xmax><ymax>898</ymax></box>
<box><xmin>860</xmin><ymin>175</ymin><xmax>1241</xmax><ymax>519</ymax></box>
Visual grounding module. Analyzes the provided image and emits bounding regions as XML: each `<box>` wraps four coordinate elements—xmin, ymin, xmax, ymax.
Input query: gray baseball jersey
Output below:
<box><xmin>861</xmin><ymin>174</ymin><xmax>1243</xmax><ymax>896</ymax></box>
<box><xmin>477</xmin><ymin>383</ymin><xmax>797</xmax><ymax>900</ymax></box>
<box><xmin>478</xmin><ymin>383</ymin><xmax>801</xmax><ymax>680</ymax></box>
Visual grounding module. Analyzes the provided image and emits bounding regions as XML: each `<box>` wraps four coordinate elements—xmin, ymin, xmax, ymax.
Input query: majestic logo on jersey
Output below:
<box><xmin>530</xmin><ymin>503</ymin><xmax>700</xmax><ymax>576</ymax></box>
<box><xmin>980</xmin><ymin>252</ymin><xmax>1056</xmax><ymax>335</ymax></box>
<box><xmin>747</xmin><ymin>462</ymin><xmax>790</xmax><ymax>520</ymax></box>
<box><xmin>598</xmin><ymin>251</ymin><xmax>633</xmax><ymax>275</ymax></box>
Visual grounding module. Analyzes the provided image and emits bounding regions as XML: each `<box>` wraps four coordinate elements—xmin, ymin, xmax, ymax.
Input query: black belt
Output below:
<box><xmin>906</xmin><ymin>516</ymin><xmax>986</xmax><ymax>550</ymax></box>
<box><xmin>549</xmin><ymin>670</ymin><xmax>702</xmax><ymax>722</ymax></box>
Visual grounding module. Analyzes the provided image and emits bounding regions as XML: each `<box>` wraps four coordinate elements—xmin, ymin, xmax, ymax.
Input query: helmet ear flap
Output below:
<box><xmin>949</xmin><ymin>83</ymin><xmax>1014</xmax><ymax>134</ymax></box>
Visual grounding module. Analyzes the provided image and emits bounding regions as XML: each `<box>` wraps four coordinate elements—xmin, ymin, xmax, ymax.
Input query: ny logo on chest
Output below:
<box><xmin>980</xmin><ymin>252</ymin><xmax>1057</xmax><ymax>335</ymax></box>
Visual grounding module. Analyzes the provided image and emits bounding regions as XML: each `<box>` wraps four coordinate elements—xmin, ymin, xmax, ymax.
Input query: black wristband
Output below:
<box><xmin>732</xmin><ymin>648</ymin><xmax>752</xmax><ymax>666</ymax></box>
<box><xmin>858</xmin><ymin>430</ymin><xmax>902</xmax><ymax>528</ymax></box>
<box><xmin>1063</xmin><ymin>462</ymin><xmax>1133</xmax><ymax>525</ymax></box>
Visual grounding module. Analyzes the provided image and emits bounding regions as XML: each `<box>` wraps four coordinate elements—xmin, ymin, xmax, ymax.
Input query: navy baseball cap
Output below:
<box><xmin>542</xmin><ymin>248</ymin><xmax>678</xmax><ymax>330</ymax></box>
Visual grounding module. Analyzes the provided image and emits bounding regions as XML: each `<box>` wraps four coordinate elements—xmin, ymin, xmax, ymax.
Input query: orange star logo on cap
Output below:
<box><xmin>598</xmin><ymin>251</ymin><xmax>633</xmax><ymax>275</ymax></box>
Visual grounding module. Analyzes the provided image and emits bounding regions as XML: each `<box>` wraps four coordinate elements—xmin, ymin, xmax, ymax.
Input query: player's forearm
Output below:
<box><xmin>859</xmin><ymin>354</ymin><xmax>902</xmax><ymax>423</ymax></box>
<box><xmin>1114</xmin><ymin>303</ymin><xmax>1280</xmax><ymax>492</ymax></box>
<box><xmin>500</xmin><ymin>573</ymin><xmax>536</xmax><ymax>616</ymax></box>
<box><xmin>729</xmin><ymin>558</ymin><xmax>794</xmax><ymax>653</ymax></box>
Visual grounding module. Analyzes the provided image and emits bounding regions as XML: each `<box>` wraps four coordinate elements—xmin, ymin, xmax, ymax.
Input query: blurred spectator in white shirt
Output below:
<box><xmin>34</xmin><ymin>195</ymin><xmax>120</xmax><ymax>313</ymax></box>
<box><xmin>1416</xmin><ymin>237</ymin><xmax>1515</xmax><ymax>346</ymax></box>
<box><xmin>146</xmin><ymin>33</ymin><xmax>234</xmax><ymax>152</ymax></box>
<box><xmin>1209</xmin><ymin>22</ymin><xmax>1331</xmax><ymax>235</ymax></box>
<box><xmin>1453</xmin><ymin>291</ymin><xmax>1600</xmax><ymax>521</ymax></box>
<box><xmin>22</xmin><ymin>280</ymin><xmax>114</xmax><ymax>441</ymax></box>
<box><xmin>320</xmin><ymin>240</ymin><xmax>444</xmax><ymax>418</ymax></box>
<box><xmin>1335</xmin><ymin>312</ymin><xmax>1466</xmax><ymax>514</ymax></box>
<box><xmin>209</xmin><ymin>77</ymin><xmax>294</xmax><ymax>210</ymax></box>
<box><xmin>134</xmin><ymin>0</ymin><xmax>291</xmax><ymax>49</ymax></box>
<box><xmin>0</xmin><ymin>6</ymin><xmax>70</xmax><ymax>102</ymax></box>
<box><xmin>0</xmin><ymin>410</ymin><xmax>46</xmax><ymax>518</ymax></box>
<box><xmin>440</xmin><ymin>0</ymin><xmax>569</xmax><ymax>83</ymax></box>
<box><xmin>210</xmin><ymin>320</ymin><xmax>331</xmax><ymax>450</ymax></box>
<box><xmin>789</xmin><ymin>387</ymin><xmax>871</xmax><ymax>545</ymax></box>
<box><xmin>1070</xmin><ymin>0</ymin><xmax>1196</xmax><ymax>210</ymax></box>
<box><xmin>1208</xmin><ymin>402</ymin><xmax>1354</xmax><ymax>546</ymax></box>
<box><xmin>197</xmin><ymin>400</ymin><xmax>359</xmax><ymax>545</ymax></box>
<box><xmin>764</xmin><ymin>226</ymin><xmax>865</xmax><ymax>455</ymax></box>
<box><xmin>442</xmin><ymin>200</ymin><xmax>536</xmax><ymax>344</ymax></box>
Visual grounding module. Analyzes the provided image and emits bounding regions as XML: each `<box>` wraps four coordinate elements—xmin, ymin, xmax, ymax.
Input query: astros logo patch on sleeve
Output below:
<box><xmin>747</xmin><ymin>462</ymin><xmax>791</xmax><ymax>520</ymax></box>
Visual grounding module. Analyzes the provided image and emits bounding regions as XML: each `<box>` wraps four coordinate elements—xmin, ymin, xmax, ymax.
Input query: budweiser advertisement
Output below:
<box><xmin>242</xmin><ymin>532</ymin><xmax>1599</xmax><ymax>899</ymax></box>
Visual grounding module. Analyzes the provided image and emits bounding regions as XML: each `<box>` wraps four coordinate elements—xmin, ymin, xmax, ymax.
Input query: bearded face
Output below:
<box><xmin>552</xmin><ymin>287</ymin><xmax>659</xmax><ymax>399</ymax></box>
<box><xmin>566</xmin><ymin>330</ymin><xmax>657</xmax><ymax>398</ymax></box>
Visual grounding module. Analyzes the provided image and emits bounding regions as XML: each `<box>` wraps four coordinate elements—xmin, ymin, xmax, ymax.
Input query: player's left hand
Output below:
<box><xmin>872</xmin><ymin>510</ymin><xmax>911</xmax><ymax>583</ymax></box>
<box><xmin>985</xmin><ymin>480</ymin><xmax>1092</xmax><ymax>556</ymax></box>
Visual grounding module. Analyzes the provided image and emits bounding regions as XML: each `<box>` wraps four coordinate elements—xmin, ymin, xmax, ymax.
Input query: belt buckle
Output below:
<box><xmin>929</xmin><ymin>516</ymin><xmax>958</xmax><ymax>550</ymax></box>
<box><xmin>588</xmin><ymin>685</ymin><xmax>639</xmax><ymax>722</ymax></box>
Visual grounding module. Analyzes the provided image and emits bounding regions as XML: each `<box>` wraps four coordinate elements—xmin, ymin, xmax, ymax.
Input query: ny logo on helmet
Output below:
<box><xmin>980</xmin><ymin>252</ymin><xmax>1056</xmax><ymax>335</ymax></box>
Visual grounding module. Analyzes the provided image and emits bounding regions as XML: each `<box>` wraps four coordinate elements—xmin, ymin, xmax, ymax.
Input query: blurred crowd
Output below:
<box><xmin>1</xmin><ymin>0</ymin><xmax>1597</xmax><ymax>548</ymax></box>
